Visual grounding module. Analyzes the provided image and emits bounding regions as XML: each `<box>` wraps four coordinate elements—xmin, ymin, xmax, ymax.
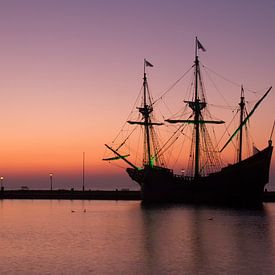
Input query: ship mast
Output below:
<box><xmin>125</xmin><ymin>59</ymin><xmax>163</xmax><ymax>167</ymax></box>
<box><xmin>166</xmin><ymin>38</ymin><xmax>224</xmax><ymax>178</ymax></box>
<box><xmin>143</xmin><ymin>66</ymin><xmax>152</xmax><ymax>166</ymax></box>
<box><xmin>238</xmin><ymin>86</ymin><xmax>245</xmax><ymax>162</ymax></box>
<box><xmin>194</xmin><ymin>37</ymin><xmax>201</xmax><ymax>178</ymax></box>
<box><xmin>104</xmin><ymin>59</ymin><xmax>160</xmax><ymax>170</ymax></box>
<box><xmin>220</xmin><ymin>86</ymin><xmax>272</xmax><ymax>153</ymax></box>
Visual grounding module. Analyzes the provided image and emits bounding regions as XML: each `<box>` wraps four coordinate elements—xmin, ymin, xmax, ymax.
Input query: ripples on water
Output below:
<box><xmin>1</xmin><ymin>200</ymin><xmax>275</xmax><ymax>274</ymax></box>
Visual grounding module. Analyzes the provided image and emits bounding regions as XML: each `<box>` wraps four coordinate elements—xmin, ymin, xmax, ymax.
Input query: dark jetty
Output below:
<box><xmin>1</xmin><ymin>189</ymin><xmax>275</xmax><ymax>202</ymax></box>
<box><xmin>262</xmin><ymin>191</ymin><xmax>275</xmax><ymax>202</ymax></box>
<box><xmin>0</xmin><ymin>189</ymin><xmax>141</xmax><ymax>200</ymax></box>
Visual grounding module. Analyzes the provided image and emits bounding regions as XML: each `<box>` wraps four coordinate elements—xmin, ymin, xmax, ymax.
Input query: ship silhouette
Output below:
<box><xmin>104</xmin><ymin>38</ymin><xmax>273</xmax><ymax>205</ymax></box>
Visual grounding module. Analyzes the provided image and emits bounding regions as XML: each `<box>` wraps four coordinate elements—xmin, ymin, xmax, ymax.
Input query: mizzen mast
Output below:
<box><xmin>220</xmin><ymin>86</ymin><xmax>272</xmax><ymax>154</ymax></box>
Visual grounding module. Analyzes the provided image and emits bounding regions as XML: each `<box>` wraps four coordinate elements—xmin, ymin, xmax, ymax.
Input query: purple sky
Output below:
<box><xmin>0</xmin><ymin>0</ymin><xmax>274</xmax><ymax>190</ymax></box>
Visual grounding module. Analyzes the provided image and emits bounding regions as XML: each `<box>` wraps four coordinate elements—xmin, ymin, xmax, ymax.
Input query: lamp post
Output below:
<box><xmin>82</xmin><ymin>152</ymin><xmax>85</xmax><ymax>191</ymax></box>
<box><xmin>0</xmin><ymin>176</ymin><xmax>3</xmax><ymax>191</ymax></box>
<box><xmin>49</xmin><ymin>173</ymin><xmax>53</xmax><ymax>191</ymax></box>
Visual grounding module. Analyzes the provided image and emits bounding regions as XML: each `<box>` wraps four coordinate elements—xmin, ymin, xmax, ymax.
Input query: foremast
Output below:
<box><xmin>142</xmin><ymin>62</ymin><xmax>153</xmax><ymax>167</ymax></box>
<box><xmin>238</xmin><ymin>86</ymin><xmax>245</xmax><ymax>162</ymax></box>
<box><xmin>104</xmin><ymin>59</ymin><xmax>163</xmax><ymax>170</ymax></box>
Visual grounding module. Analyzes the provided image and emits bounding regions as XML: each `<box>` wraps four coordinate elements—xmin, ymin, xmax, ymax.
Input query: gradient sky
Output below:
<box><xmin>0</xmin><ymin>0</ymin><xmax>274</xmax><ymax>190</ymax></box>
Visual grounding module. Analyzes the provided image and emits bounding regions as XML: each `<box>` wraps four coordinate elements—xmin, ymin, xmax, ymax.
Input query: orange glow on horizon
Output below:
<box><xmin>0</xmin><ymin>1</ymin><xmax>274</xmax><ymax>189</ymax></box>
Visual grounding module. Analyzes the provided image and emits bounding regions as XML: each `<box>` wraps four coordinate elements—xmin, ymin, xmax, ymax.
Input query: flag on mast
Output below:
<box><xmin>197</xmin><ymin>39</ymin><xmax>206</xmax><ymax>52</ymax></box>
<box><xmin>145</xmin><ymin>59</ymin><xmax>154</xmax><ymax>67</ymax></box>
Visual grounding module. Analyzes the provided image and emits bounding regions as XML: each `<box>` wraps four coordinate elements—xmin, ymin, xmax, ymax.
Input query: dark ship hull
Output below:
<box><xmin>127</xmin><ymin>145</ymin><xmax>273</xmax><ymax>205</ymax></box>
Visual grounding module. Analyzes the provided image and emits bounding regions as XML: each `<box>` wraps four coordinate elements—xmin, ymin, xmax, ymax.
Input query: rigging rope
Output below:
<box><xmin>152</xmin><ymin>66</ymin><xmax>194</xmax><ymax>106</ymax></box>
<box><xmin>202</xmin><ymin>64</ymin><xmax>269</xmax><ymax>96</ymax></box>
<box><xmin>201</xmin><ymin>64</ymin><xmax>232</xmax><ymax>108</ymax></box>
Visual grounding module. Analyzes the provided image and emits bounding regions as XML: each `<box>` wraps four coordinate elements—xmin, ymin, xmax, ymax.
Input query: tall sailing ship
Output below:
<box><xmin>104</xmin><ymin>38</ymin><xmax>273</xmax><ymax>205</ymax></box>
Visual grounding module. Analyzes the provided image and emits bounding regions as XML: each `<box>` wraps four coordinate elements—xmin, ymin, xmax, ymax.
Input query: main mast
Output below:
<box><xmin>194</xmin><ymin>37</ymin><xmax>201</xmax><ymax>178</ymax></box>
<box><xmin>166</xmin><ymin>38</ymin><xmax>225</xmax><ymax>177</ymax></box>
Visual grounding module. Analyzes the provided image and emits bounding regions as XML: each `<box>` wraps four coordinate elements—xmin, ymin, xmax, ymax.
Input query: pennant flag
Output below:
<box><xmin>197</xmin><ymin>39</ymin><xmax>206</xmax><ymax>52</ymax></box>
<box><xmin>145</xmin><ymin>59</ymin><xmax>154</xmax><ymax>67</ymax></box>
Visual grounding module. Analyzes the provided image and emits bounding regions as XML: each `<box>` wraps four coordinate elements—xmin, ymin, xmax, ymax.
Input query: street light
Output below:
<box><xmin>0</xmin><ymin>176</ymin><xmax>3</xmax><ymax>190</ymax></box>
<box><xmin>49</xmin><ymin>173</ymin><xmax>53</xmax><ymax>191</ymax></box>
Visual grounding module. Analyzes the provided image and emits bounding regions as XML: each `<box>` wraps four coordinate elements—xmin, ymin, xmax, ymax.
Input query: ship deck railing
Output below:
<box><xmin>174</xmin><ymin>174</ymin><xmax>194</xmax><ymax>181</ymax></box>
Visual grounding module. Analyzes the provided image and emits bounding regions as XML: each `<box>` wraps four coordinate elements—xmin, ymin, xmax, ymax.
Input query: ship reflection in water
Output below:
<box><xmin>0</xmin><ymin>200</ymin><xmax>275</xmax><ymax>274</ymax></box>
<box><xmin>140</xmin><ymin>203</ymin><xmax>275</xmax><ymax>274</ymax></box>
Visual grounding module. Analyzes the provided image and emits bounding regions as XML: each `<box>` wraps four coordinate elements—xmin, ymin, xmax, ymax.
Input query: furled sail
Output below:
<box><xmin>166</xmin><ymin>119</ymin><xmax>224</xmax><ymax>124</ymax></box>
<box><xmin>220</xmin><ymin>86</ymin><xmax>272</xmax><ymax>153</ymax></box>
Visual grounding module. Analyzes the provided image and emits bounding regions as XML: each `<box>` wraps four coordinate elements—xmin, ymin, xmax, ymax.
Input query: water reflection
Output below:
<box><xmin>140</xmin><ymin>203</ymin><xmax>275</xmax><ymax>274</ymax></box>
<box><xmin>0</xmin><ymin>200</ymin><xmax>275</xmax><ymax>274</ymax></box>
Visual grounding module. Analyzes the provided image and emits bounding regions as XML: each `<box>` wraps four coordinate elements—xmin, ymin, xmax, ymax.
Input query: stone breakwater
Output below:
<box><xmin>0</xmin><ymin>189</ymin><xmax>141</xmax><ymax>200</ymax></box>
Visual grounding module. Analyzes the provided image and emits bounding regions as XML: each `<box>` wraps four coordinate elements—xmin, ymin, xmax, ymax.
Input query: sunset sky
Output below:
<box><xmin>0</xmin><ymin>0</ymin><xmax>274</xmax><ymax>190</ymax></box>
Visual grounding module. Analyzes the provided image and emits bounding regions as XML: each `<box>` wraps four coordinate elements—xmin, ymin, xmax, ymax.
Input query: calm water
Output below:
<box><xmin>1</xmin><ymin>200</ymin><xmax>275</xmax><ymax>274</ymax></box>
